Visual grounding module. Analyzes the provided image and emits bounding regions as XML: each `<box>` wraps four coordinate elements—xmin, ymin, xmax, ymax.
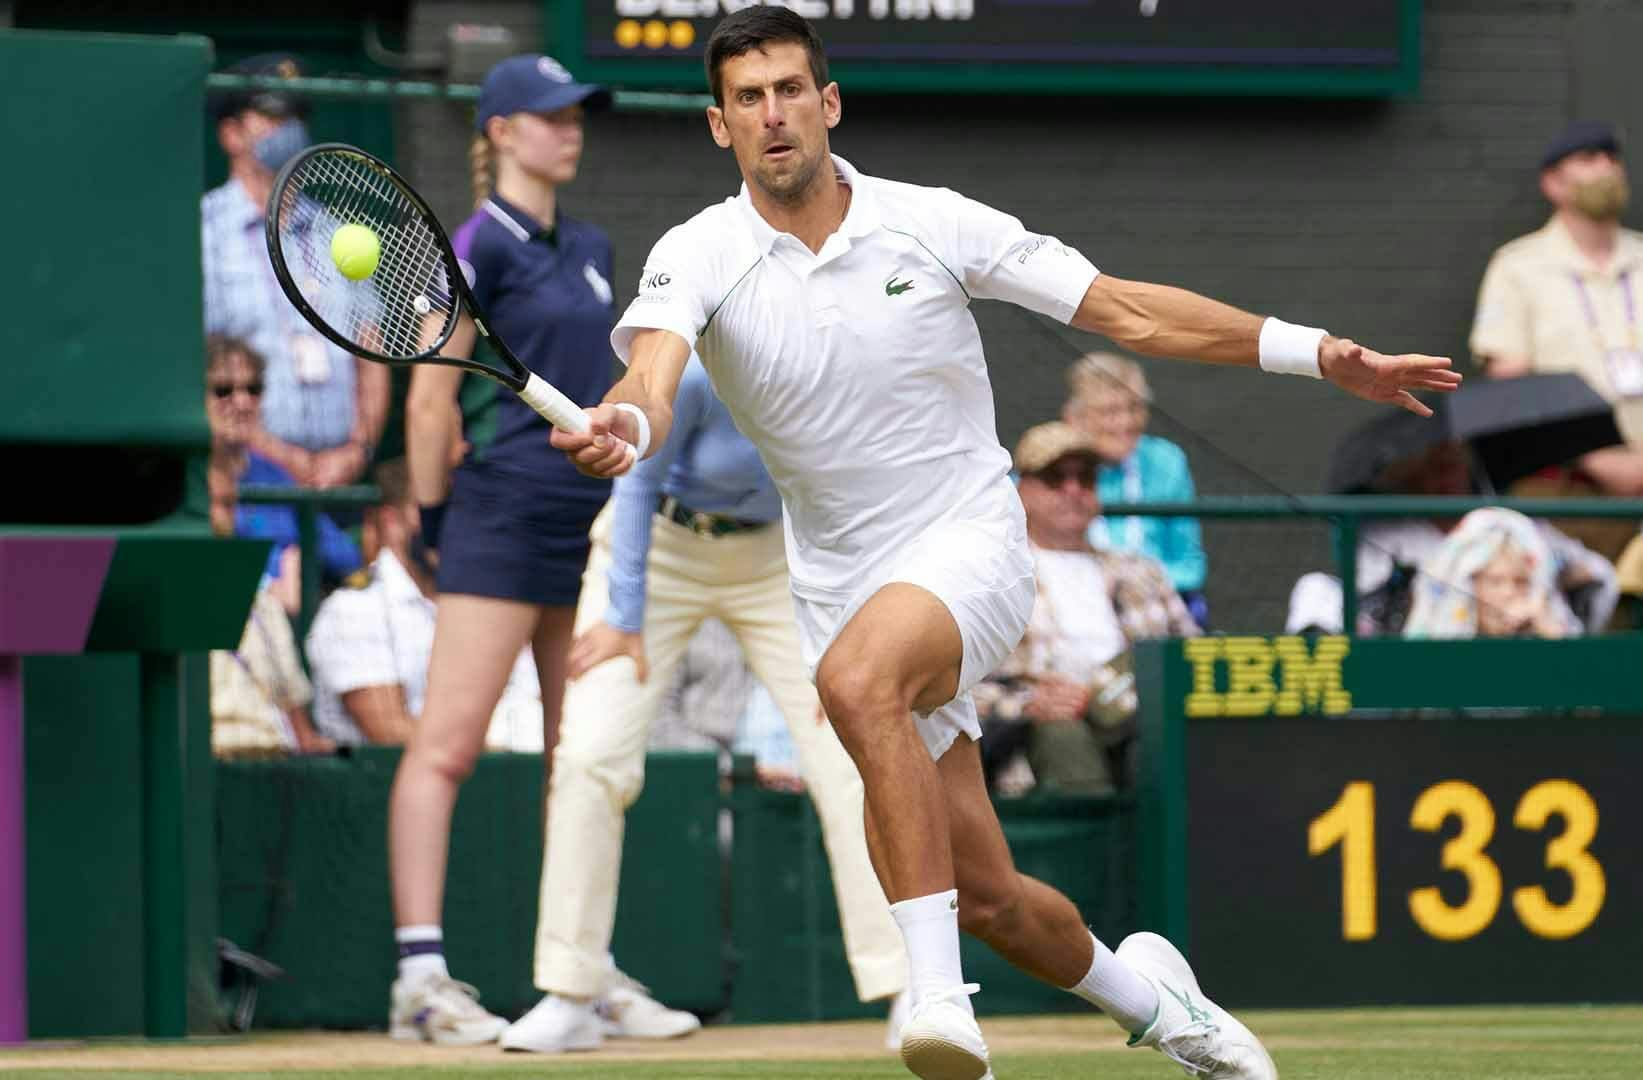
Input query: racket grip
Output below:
<box><xmin>519</xmin><ymin>373</ymin><xmax>636</xmax><ymax>465</ymax></box>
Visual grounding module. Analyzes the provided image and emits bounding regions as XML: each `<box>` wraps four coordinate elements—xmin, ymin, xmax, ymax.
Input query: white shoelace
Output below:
<box><xmin>913</xmin><ymin>982</ymin><xmax>982</xmax><ymax>1012</ymax></box>
<box><xmin>1157</xmin><ymin>1019</ymin><xmax>1228</xmax><ymax>1078</ymax></box>
<box><xmin>425</xmin><ymin>977</ymin><xmax>489</xmax><ymax>1018</ymax></box>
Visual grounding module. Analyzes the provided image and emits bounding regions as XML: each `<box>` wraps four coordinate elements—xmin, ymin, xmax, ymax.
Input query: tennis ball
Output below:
<box><xmin>331</xmin><ymin>224</ymin><xmax>382</xmax><ymax>281</ymax></box>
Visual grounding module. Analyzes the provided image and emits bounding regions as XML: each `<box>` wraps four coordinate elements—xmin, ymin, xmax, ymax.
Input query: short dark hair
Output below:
<box><xmin>704</xmin><ymin>4</ymin><xmax>829</xmax><ymax>107</ymax></box>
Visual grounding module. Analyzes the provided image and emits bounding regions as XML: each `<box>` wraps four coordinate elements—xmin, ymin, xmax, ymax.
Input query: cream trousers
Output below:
<box><xmin>532</xmin><ymin>504</ymin><xmax>907</xmax><ymax>1002</ymax></box>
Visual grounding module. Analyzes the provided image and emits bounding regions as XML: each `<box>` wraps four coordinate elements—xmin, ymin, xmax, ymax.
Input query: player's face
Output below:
<box><xmin>707</xmin><ymin>44</ymin><xmax>840</xmax><ymax>205</ymax></box>
<box><xmin>499</xmin><ymin>104</ymin><xmax>586</xmax><ymax>187</ymax></box>
<box><xmin>1066</xmin><ymin>389</ymin><xmax>1147</xmax><ymax>464</ymax></box>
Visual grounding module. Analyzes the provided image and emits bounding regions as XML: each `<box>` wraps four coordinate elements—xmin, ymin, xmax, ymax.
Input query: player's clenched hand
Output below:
<box><xmin>568</xmin><ymin>621</ymin><xmax>648</xmax><ymax>682</ymax></box>
<box><xmin>1320</xmin><ymin>336</ymin><xmax>1463</xmax><ymax>417</ymax></box>
<box><xmin>550</xmin><ymin>404</ymin><xmax>637</xmax><ymax>478</ymax></box>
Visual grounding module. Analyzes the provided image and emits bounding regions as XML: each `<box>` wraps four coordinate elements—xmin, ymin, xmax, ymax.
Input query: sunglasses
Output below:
<box><xmin>210</xmin><ymin>381</ymin><xmax>264</xmax><ymax>400</ymax></box>
<box><xmin>1030</xmin><ymin>463</ymin><xmax>1097</xmax><ymax>490</ymax></box>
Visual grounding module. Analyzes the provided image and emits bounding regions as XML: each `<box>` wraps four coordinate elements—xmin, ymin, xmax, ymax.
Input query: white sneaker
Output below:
<box><xmin>897</xmin><ymin>984</ymin><xmax>994</xmax><ymax>1080</ymax></box>
<box><xmin>1116</xmin><ymin>932</ymin><xmax>1277</xmax><ymax>1080</ymax></box>
<box><xmin>499</xmin><ymin>993</ymin><xmax>604</xmax><ymax>1053</ymax></box>
<box><xmin>596</xmin><ymin>969</ymin><xmax>701</xmax><ymax>1039</ymax></box>
<box><xmin>885</xmin><ymin>989</ymin><xmax>910</xmax><ymax>1051</ymax></box>
<box><xmin>387</xmin><ymin>974</ymin><xmax>508</xmax><ymax>1046</ymax></box>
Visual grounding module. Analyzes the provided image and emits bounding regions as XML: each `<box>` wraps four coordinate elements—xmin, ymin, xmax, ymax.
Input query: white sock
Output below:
<box><xmin>889</xmin><ymin>889</ymin><xmax>972</xmax><ymax>1017</ymax></box>
<box><xmin>1066</xmin><ymin>932</ymin><xmax>1159</xmax><ymax>1035</ymax></box>
<box><xmin>396</xmin><ymin>924</ymin><xmax>449</xmax><ymax>984</ymax></box>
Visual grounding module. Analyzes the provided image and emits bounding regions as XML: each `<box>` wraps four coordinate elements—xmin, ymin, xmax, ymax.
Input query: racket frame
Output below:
<box><xmin>266</xmin><ymin>142</ymin><xmax>532</xmax><ymax>393</ymax></box>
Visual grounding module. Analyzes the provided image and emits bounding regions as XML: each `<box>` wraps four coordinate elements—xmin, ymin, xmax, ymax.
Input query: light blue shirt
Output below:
<box><xmin>1089</xmin><ymin>434</ymin><xmax>1207</xmax><ymax>592</ymax></box>
<box><xmin>605</xmin><ymin>358</ymin><xmax>782</xmax><ymax>632</ymax></box>
<box><xmin>202</xmin><ymin>179</ymin><xmax>358</xmax><ymax>451</ymax></box>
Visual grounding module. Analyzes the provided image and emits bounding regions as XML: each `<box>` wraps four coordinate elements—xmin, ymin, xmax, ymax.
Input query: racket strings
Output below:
<box><xmin>274</xmin><ymin>150</ymin><xmax>457</xmax><ymax>361</ymax></box>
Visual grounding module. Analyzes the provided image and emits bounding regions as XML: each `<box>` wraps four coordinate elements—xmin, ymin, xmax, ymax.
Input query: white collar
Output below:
<box><xmin>736</xmin><ymin>153</ymin><xmax>878</xmax><ymax>255</ymax></box>
<box><xmin>372</xmin><ymin>548</ymin><xmax>431</xmax><ymax>605</ymax></box>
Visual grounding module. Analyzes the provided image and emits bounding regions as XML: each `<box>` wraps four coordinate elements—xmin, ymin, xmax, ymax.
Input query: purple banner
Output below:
<box><xmin>0</xmin><ymin>538</ymin><xmax>115</xmax><ymax>654</ymax></box>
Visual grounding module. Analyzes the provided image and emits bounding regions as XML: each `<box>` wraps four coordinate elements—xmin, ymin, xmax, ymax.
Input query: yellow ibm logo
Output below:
<box><xmin>1183</xmin><ymin>635</ymin><xmax>1351</xmax><ymax>717</ymax></box>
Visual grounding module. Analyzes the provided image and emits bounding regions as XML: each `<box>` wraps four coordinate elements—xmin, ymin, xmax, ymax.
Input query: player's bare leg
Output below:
<box><xmin>941</xmin><ymin>711</ymin><xmax>1277</xmax><ymax>1079</ymax></box>
<box><xmin>816</xmin><ymin>584</ymin><xmax>984</xmax><ymax>1079</ymax></box>
<box><xmin>816</xmin><ymin>584</ymin><xmax>962</xmax><ymax>901</ymax></box>
<box><xmin>939</xmin><ymin>738</ymin><xmax>1097</xmax><ymax>985</ymax></box>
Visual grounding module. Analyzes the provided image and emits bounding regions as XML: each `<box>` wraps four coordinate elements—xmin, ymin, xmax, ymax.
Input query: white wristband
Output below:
<box><xmin>1258</xmin><ymin>317</ymin><xmax>1327</xmax><ymax>379</ymax></box>
<box><xmin>611</xmin><ymin>402</ymin><xmax>652</xmax><ymax>460</ymax></box>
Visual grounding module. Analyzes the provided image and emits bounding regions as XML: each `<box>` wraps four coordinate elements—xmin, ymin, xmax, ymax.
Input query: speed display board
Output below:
<box><xmin>1135</xmin><ymin>637</ymin><xmax>1643</xmax><ymax>1007</ymax></box>
<box><xmin>550</xmin><ymin>1</ymin><xmax>1420</xmax><ymax>96</ymax></box>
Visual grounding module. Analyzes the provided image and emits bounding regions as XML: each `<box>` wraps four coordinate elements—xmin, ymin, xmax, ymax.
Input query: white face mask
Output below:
<box><xmin>252</xmin><ymin>118</ymin><xmax>311</xmax><ymax>173</ymax></box>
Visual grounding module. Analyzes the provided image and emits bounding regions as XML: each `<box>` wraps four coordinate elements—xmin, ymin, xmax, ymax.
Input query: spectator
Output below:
<box><xmin>1285</xmin><ymin>440</ymin><xmax>1617</xmax><ymax>636</ymax></box>
<box><xmin>974</xmin><ymin>422</ymin><xmax>1200</xmax><ymax>797</ymax></box>
<box><xmin>1062</xmin><ymin>352</ymin><xmax>1209</xmax><ymax>625</ymax></box>
<box><xmin>1469</xmin><ymin>120</ymin><xmax>1643</xmax><ymax>560</ymax></box>
<box><xmin>303</xmin><ymin>460</ymin><xmax>539</xmax><ymax>748</ymax></box>
<box><xmin>211</xmin><ymin>582</ymin><xmax>334</xmax><ymax>758</ymax></box>
<box><xmin>205</xmin><ymin>334</ymin><xmax>362</xmax><ymax>612</ymax></box>
<box><xmin>1404</xmin><ymin>508</ymin><xmax>1583</xmax><ymax>638</ymax></box>
<box><xmin>203</xmin><ymin>52</ymin><xmax>388</xmax><ymax>489</ymax></box>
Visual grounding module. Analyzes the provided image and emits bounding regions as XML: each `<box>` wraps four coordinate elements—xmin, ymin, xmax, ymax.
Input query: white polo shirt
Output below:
<box><xmin>613</xmin><ymin>155</ymin><xmax>1099</xmax><ymax>603</ymax></box>
<box><xmin>305</xmin><ymin>549</ymin><xmax>539</xmax><ymax>746</ymax></box>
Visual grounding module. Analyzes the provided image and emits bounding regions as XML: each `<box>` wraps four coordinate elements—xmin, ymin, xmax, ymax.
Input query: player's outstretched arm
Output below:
<box><xmin>551</xmin><ymin>328</ymin><xmax>693</xmax><ymax>477</ymax></box>
<box><xmin>1071</xmin><ymin>274</ymin><xmax>1461</xmax><ymax>416</ymax></box>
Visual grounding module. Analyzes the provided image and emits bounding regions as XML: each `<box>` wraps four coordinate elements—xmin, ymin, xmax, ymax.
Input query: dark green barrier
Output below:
<box><xmin>0</xmin><ymin>29</ymin><xmax>210</xmax><ymax>450</ymax></box>
<box><xmin>217</xmin><ymin>749</ymin><xmax>723</xmax><ymax>1028</ymax></box>
<box><xmin>728</xmin><ymin>780</ymin><xmax>1136</xmax><ymax>1023</ymax></box>
<box><xmin>1136</xmin><ymin>636</ymin><xmax>1643</xmax><ymax>1008</ymax></box>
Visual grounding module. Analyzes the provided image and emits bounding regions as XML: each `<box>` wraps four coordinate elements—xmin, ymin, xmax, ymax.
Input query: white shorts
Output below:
<box><xmin>792</xmin><ymin>484</ymin><xmax>1036</xmax><ymax>760</ymax></box>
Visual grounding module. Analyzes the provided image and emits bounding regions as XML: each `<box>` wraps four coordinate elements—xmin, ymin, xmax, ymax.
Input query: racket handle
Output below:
<box><xmin>519</xmin><ymin>372</ymin><xmax>636</xmax><ymax>465</ymax></box>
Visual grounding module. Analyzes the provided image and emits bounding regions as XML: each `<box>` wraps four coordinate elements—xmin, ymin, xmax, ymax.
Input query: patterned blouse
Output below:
<box><xmin>974</xmin><ymin>543</ymin><xmax>1201</xmax><ymax>723</ymax></box>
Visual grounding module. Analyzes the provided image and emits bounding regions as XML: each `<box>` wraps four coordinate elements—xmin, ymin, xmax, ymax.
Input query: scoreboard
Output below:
<box><xmin>1134</xmin><ymin>636</ymin><xmax>1643</xmax><ymax>1007</ymax></box>
<box><xmin>550</xmin><ymin>0</ymin><xmax>1420</xmax><ymax>96</ymax></box>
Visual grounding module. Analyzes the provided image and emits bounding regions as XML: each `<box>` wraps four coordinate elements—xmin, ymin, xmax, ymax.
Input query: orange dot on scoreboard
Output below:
<box><xmin>669</xmin><ymin>21</ymin><xmax>696</xmax><ymax>49</ymax></box>
<box><xmin>614</xmin><ymin>20</ymin><xmax>642</xmax><ymax>49</ymax></box>
<box><xmin>643</xmin><ymin>20</ymin><xmax>668</xmax><ymax>49</ymax></box>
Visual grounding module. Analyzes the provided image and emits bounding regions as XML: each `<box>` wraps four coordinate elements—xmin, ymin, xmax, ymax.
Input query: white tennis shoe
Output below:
<box><xmin>1116</xmin><ymin>932</ymin><xmax>1278</xmax><ymax>1080</ymax></box>
<box><xmin>598</xmin><ymin>969</ymin><xmax>701</xmax><ymax>1039</ymax></box>
<box><xmin>886</xmin><ymin>988</ymin><xmax>911</xmax><ymax>1051</ymax></box>
<box><xmin>500</xmin><ymin>993</ymin><xmax>603</xmax><ymax>1053</ymax></box>
<box><xmin>387</xmin><ymin>974</ymin><xmax>508</xmax><ymax>1046</ymax></box>
<box><xmin>897</xmin><ymin>983</ymin><xmax>994</xmax><ymax>1080</ymax></box>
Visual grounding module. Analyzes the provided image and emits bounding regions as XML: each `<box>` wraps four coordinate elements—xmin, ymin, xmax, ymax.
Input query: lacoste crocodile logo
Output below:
<box><xmin>885</xmin><ymin>276</ymin><xmax>915</xmax><ymax>297</ymax></box>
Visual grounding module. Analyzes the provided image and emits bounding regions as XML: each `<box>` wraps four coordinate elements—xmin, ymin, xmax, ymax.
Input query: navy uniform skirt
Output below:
<box><xmin>436</xmin><ymin>462</ymin><xmax>608</xmax><ymax>608</ymax></box>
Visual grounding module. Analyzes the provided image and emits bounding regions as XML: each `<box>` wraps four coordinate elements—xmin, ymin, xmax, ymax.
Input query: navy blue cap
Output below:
<box><xmin>1540</xmin><ymin>121</ymin><xmax>1622</xmax><ymax>170</ymax></box>
<box><xmin>209</xmin><ymin>52</ymin><xmax>309</xmax><ymax>121</ymax></box>
<box><xmin>475</xmin><ymin>55</ymin><xmax>610</xmax><ymax>133</ymax></box>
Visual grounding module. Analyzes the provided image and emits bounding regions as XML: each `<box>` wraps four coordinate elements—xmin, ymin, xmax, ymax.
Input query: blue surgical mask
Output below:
<box><xmin>252</xmin><ymin>118</ymin><xmax>311</xmax><ymax>173</ymax></box>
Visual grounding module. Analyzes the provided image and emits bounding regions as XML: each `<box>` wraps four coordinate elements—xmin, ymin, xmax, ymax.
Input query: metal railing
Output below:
<box><xmin>205</xmin><ymin>72</ymin><xmax>712</xmax><ymax>113</ymax></box>
<box><xmin>1102</xmin><ymin>495</ymin><xmax>1643</xmax><ymax>631</ymax></box>
<box><xmin>238</xmin><ymin>483</ymin><xmax>379</xmax><ymax>641</ymax></box>
<box><xmin>240</xmin><ymin>487</ymin><xmax>1643</xmax><ymax>638</ymax></box>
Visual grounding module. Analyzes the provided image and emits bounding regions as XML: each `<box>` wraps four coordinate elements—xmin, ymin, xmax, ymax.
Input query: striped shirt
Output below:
<box><xmin>202</xmin><ymin>178</ymin><xmax>358</xmax><ymax>451</ymax></box>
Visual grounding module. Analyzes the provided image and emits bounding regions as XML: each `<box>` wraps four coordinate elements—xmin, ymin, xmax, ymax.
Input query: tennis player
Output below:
<box><xmin>554</xmin><ymin>8</ymin><xmax>1460</xmax><ymax>1079</ymax></box>
<box><xmin>505</xmin><ymin>356</ymin><xmax>907</xmax><ymax>1052</ymax></box>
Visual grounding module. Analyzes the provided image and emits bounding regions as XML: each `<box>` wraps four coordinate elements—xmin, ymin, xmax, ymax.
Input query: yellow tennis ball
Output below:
<box><xmin>331</xmin><ymin>223</ymin><xmax>381</xmax><ymax>281</ymax></box>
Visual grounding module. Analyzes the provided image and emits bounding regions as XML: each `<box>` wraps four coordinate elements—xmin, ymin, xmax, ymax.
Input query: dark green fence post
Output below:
<box><xmin>1333</xmin><ymin>513</ymin><xmax>1360</xmax><ymax>634</ymax></box>
<box><xmin>139</xmin><ymin>653</ymin><xmax>187</xmax><ymax>1039</ymax></box>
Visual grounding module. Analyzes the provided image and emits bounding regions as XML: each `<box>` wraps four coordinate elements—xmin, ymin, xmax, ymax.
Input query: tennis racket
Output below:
<box><xmin>264</xmin><ymin>142</ymin><xmax>629</xmax><ymax>457</ymax></box>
